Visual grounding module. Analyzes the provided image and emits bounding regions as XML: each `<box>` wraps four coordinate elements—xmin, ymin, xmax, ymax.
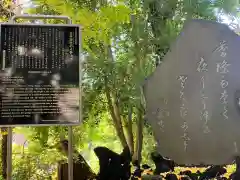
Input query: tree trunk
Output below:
<box><xmin>125</xmin><ymin>107</ymin><xmax>134</xmax><ymax>154</ymax></box>
<box><xmin>1</xmin><ymin>128</ymin><xmax>7</xmax><ymax>179</ymax></box>
<box><xmin>133</xmin><ymin>108</ymin><xmax>144</xmax><ymax>163</ymax></box>
<box><xmin>104</xmin><ymin>76</ymin><xmax>128</xmax><ymax>148</ymax></box>
<box><xmin>104</xmin><ymin>45</ymin><xmax>129</xmax><ymax>149</ymax></box>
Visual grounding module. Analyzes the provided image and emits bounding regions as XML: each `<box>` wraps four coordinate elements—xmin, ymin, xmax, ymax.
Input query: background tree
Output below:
<box><xmin>0</xmin><ymin>0</ymin><xmax>14</xmax><ymax>20</ymax></box>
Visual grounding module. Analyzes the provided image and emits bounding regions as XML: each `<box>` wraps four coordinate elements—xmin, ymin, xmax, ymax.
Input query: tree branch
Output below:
<box><xmin>104</xmin><ymin>76</ymin><xmax>128</xmax><ymax>148</ymax></box>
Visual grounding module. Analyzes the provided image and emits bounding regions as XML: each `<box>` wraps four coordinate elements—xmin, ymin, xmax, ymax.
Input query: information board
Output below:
<box><xmin>0</xmin><ymin>24</ymin><xmax>80</xmax><ymax>125</ymax></box>
<box><xmin>144</xmin><ymin>19</ymin><xmax>240</xmax><ymax>165</ymax></box>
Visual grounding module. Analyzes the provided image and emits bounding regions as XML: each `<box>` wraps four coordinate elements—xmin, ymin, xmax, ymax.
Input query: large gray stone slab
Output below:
<box><xmin>144</xmin><ymin>19</ymin><xmax>240</xmax><ymax>165</ymax></box>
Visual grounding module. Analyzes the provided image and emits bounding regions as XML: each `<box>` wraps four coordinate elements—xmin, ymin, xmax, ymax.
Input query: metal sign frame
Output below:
<box><xmin>0</xmin><ymin>22</ymin><xmax>82</xmax><ymax>127</ymax></box>
<box><xmin>4</xmin><ymin>14</ymin><xmax>83</xmax><ymax>180</ymax></box>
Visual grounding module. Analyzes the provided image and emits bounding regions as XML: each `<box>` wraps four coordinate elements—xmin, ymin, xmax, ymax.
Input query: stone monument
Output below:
<box><xmin>144</xmin><ymin>19</ymin><xmax>240</xmax><ymax>165</ymax></box>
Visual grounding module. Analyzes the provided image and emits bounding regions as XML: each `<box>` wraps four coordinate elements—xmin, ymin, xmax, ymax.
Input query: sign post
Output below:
<box><xmin>1</xmin><ymin>15</ymin><xmax>81</xmax><ymax>180</ymax></box>
<box><xmin>7</xmin><ymin>128</ymin><xmax>12</xmax><ymax>180</ymax></box>
<box><xmin>68</xmin><ymin>126</ymin><xmax>73</xmax><ymax>180</ymax></box>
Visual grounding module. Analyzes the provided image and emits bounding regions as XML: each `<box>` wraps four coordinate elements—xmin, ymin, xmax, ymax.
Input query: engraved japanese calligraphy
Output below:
<box><xmin>144</xmin><ymin>19</ymin><xmax>240</xmax><ymax>165</ymax></box>
<box><xmin>234</xmin><ymin>142</ymin><xmax>238</xmax><ymax>153</ymax></box>
<box><xmin>178</xmin><ymin>75</ymin><xmax>190</xmax><ymax>151</ymax></box>
<box><xmin>155</xmin><ymin>98</ymin><xmax>169</xmax><ymax>132</ymax></box>
<box><xmin>197</xmin><ymin>57</ymin><xmax>211</xmax><ymax>134</ymax></box>
<box><xmin>215</xmin><ymin>40</ymin><xmax>231</xmax><ymax>120</ymax></box>
<box><xmin>197</xmin><ymin>57</ymin><xmax>208</xmax><ymax>72</ymax></box>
